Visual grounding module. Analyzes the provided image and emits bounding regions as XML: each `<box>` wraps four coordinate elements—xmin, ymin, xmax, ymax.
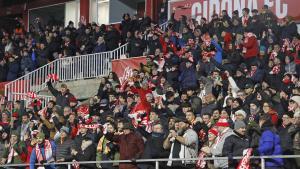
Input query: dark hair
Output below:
<box><xmin>122</xmin><ymin>13</ymin><xmax>130</xmax><ymax>20</ymax></box>
<box><xmin>202</xmin><ymin>112</ymin><xmax>211</xmax><ymax>118</ymax></box>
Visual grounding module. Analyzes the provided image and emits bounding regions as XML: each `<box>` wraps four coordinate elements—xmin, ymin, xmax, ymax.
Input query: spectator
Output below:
<box><xmin>93</xmin><ymin>36</ymin><xmax>106</xmax><ymax>53</ymax></box>
<box><xmin>211</xmin><ymin>118</ymin><xmax>234</xmax><ymax>168</ymax></box>
<box><xmin>256</xmin><ymin>114</ymin><xmax>283</xmax><ymax>168</ymax></box>
<box><xmin>109</xmin><ymin>122</ymin><xmax>144</xmax><ymax>169</ymax></box>
<box><xmin>127</xmin><ymin>30</ymin><xmax>146</xmax><ymax>57</ymax></box>
<box><xmin>29</xmin><ymin>132</ymin><xmax>56</xmax><ymax>169</ymax></box>
<box><xmin>0</xmin><ymin>130</ymin><xmax>27</xmax><ymax>167</ymax></box>
<box><xmin>6</xmin><ymin>55</ymin><xmax>20</xmax><ymax>81</ymax></box>
<box><xmin>179</xmin><ymin>60</ymin><xmax>197</xmax><ymax>90</ymax></box>
<box><xmin>164</xmin><ymin>118</ymin><xmax>198</xmax><ymax>169</ymax></box>
<box><xmin>71</xmin><ymin>137</ymin><xmax>96</xmax><ymax>169</ymax></box>
<box><xmin>0</xmin><ymin>58</ymin><xmax>7</xmax><ymax>82</ymax></box>
<box><xmin>46</xmin><ymin>79</ymin><xmax>74</xmax><ymax>108</ymax></box>
<box><xmin>138</xmin><ymin>123</ymin><xmax>169</xmax><ymax>169</ymax></box>
<box><xmin>105</xmin><ymin>25</ymin><xmax>120</xmax><ymax>51</ymax></box>
<box><xmin>96</xmin><ymin>122</ymin><xmax>119</xmax><ymax>169</ymax></box>
<box><xmin>223</xmin><ymin>120</ymin><xmax>249</xmax><ymax>168</ymax></box>
<box><xmin>289</xmin><ymin>112</ymin><xmax>300</xmax><ymax>168</ymax></box>
<box><xmin>55</xmin><ymin>126</ymin><xmax>73</xmax><ymax>169</ymax></box>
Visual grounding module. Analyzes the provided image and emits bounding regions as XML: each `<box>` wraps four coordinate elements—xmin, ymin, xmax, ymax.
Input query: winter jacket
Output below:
<box><xmin>179</xmin><ymin>65</ymin><xmax>197</xmax><ymax>90</ymax></box>
<box><xmin>243</xmin><ymin>35</ymin><xmax>259</xmax><ymax>59</ymax></box>
<box><xmin>278</xmin><ymin>124</ymin><xmax>293</xmax><ymax>154</ymax></box>
<box><xmin>2</xmin><ymin>141</ymin><xmax>27</xmax><ymax>164</ymax></box>
<box><xmin>105</xmin><ymin>29</ymin><xmax>120</xmax><ymax>51</ymax></box>
<box><xmin>127</xmin><ymin>38</ymin><xmax>146</xmax><ymax>57</ymax></box>
<box><xmin>288</xmin><ymin>125</ymin><xmax>300</xmax><ymax>151</ymax></box>
<box><xmin>93</xmin><ymin>43</ymin><xmax>106</xmax><ymax>53</ymax></box>
<box><xmin>30</xmin><ymin>140</ymin><xmax>56</xmax><ymax>169</ymax></box>
<box><xmin>138</xmin><ymin>128</ymin><xmax>169</xmax><ymax>169</ymax></box>
<box><xmin>223</xmin><ymin>131</ymin><xmax>249</xmax><ymax>167</ymax></box>
<box><xmin>147</xmin><ymin>37</ymin><xmax>162</xmax><ymax>55</ymax></box>
<box><xmin>258</xmin><ymin>127</ymin><xmax>283</xmax><ymax>167</ymax></box>
<box><xmin>112</xmin><ymin>132</ymin><xmax>144</xmax><ymax>169</ymax></box>
<box><xmin>250</xmin><ymin>68</ymin><xmax>265</xmax><ymax>83</ymax></box>
<box><xmin>47</xmin><ymin>81</ymin><xmax>74</xmax><ymax>107</ymax></box>
<box><xmin>281</xmin><ymin>22</ymin><xmax>298</xmax><ymax>40</ymax></box>
<box><xmin>20</xmin><ymin>56</ymin><xmax>35</xmax><ymax>75</ymax></box>
<box><xmin>0</xmin><ymin>63</ymin><xmax>7</xmax><ymax>82</ymax></box>
<box><xmin>55</xmin><ymin>138</ymin><xmax>73</xmax><ymax>161</ymax></box>
<box><xmin>73</xmin><ymin>139</ymin><xmax>96</xmax><ymax>169</ymax></box>
<box><xmin>211</xmin><ymin>40</ymin><xmax>223</xmax><ymax>64</ymax></box>
<box><xmin>7</xmin><ymin>60</ymin><xmax>20</xmax><ymax>81</ymax></box>
<box><xmin>211</xmin><ymin>127</ymin><xmax>234</xmax><ymax>168</ymax></box>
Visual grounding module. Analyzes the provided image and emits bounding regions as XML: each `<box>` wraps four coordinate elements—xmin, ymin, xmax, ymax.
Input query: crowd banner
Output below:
<box><xmin>169</xmin><ymin>0</ymin><xmax>300</xmax><ymax>22</ymax></box>
<box><xmin>112</xmin><ymin>56</ymin><xmax>147</xmax><ymax>85</ymax></box>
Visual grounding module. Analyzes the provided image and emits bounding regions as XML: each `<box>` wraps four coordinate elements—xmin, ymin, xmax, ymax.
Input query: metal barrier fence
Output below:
<box><xmin>0</xmin><ymin>155</ymin><xmax>299</xmax><ymax>169</ymax></box>
<box><xmin>4</xmin><ymin>43</ymin><xmax>128</xmax><ymax>103</ymax></box>
<box><xmin>4</xmin><ymin>21</ymin><xmax>167</xmax><ymax>104</ymax></box>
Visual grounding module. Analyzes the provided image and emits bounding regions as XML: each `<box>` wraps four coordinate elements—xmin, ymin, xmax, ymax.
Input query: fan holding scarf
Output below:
<box><xmin>29</xmin><ymin>132</ymin><xmax>56</xmax><ymax>169</ymax></box>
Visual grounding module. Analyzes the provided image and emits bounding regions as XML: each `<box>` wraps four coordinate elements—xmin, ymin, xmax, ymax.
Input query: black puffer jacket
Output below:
<box><xmin>222</xmin><ymin>130</ymin><xmax>249</xmax><ymax>167</ymax></box>
<box><xmin>55</xmin><ymin>138</ymin><xmax>74</xmax><ymax>161</ymax></box>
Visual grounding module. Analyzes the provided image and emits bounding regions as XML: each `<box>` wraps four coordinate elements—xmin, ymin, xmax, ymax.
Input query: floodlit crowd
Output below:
<box><xmin>0</xmin><ymin>2</ymin><xmax>300</xmax><ymax>169</ymax></box>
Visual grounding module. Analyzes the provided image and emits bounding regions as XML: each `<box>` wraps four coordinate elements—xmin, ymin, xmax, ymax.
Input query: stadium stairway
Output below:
<box><xmin>4</xmin><ymin>22</ymin><xmax>168</xmax><ymax>106</ymax></box>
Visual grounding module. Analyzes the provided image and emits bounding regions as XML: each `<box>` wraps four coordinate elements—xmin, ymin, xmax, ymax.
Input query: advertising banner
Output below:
<box><xmin>169</xmin><ymin>0</ymin><xmax>300</xmax><ymax>22</ymax></box>
<box><xmin>112</xmin><ymin>56</ymin><xmax>147</xmax><ymax>84</ymax></box>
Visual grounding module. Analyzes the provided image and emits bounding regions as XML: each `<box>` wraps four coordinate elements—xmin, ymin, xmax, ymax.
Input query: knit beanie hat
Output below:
<box><xmin>234</xmin><ymin>120</ymin><xmax>246</xmax><ymax>130</ymax></box>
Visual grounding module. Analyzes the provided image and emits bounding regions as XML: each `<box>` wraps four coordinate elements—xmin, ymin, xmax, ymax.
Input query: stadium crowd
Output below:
<box><xmin>0</xmin><ymin>2</ymin><xmax>300</xmax><ymax>169</ymax></box>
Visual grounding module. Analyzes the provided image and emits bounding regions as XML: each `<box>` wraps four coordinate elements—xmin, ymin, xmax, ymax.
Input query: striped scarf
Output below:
<box><xmin>35</xmin><ymin>140</ymin><xmax>53</xmax><ymax>163</ymax></box>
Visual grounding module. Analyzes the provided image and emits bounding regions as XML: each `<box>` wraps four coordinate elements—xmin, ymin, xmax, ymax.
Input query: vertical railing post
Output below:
<box><xmin>68</xmin><ymin>163</ymin><xmax>71</xmax><ymax>169</ymax></box>
<box><xmin>155</xmin><ymin>161</ymin><xmax>159</xmax><ymax>169</ymax></box>
<box><xmin>261</xmin><ymin>157</ymin><xmax>265</xmax><ymax>169</ymax></box>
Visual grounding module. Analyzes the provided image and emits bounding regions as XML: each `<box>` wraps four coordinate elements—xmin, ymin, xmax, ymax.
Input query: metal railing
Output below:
<box><xmin>0</xmin><ymin>155</ymin><xmax>299</xmax><ymax>169</ymax></box>
<box><xmin>4</xmin><ymin>21</ymin><xmax>167</xmax><ymax>104</ymax></box>
<box><xmin>4</xmin><ymin>43</ymin><xmax>128</xmax><ymax>102</ymax></box>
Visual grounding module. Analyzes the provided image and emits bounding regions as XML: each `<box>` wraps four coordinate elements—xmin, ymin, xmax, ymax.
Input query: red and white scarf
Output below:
<box><xmin>236</xmin><ymin>148</ymin><xmax>253</xmax><ymax>169</ymax></box>
<box><xmin>7</xmin><ymin>145</ymin><xmax>18</xmax><ymax>164</ymax></box>
<box><xmin>35</xmin><ymin>140</ymin><xmax>53</xmax><ymax>163</ymax></box>
<box><xmin>196</xmin><ymin>151</ymin><xmax>206</xmax><ymax>168</ymax></box>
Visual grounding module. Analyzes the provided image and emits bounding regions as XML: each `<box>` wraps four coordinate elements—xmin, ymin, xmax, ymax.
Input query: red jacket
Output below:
<box><xmin>160</xmin><ymin>37</ymin><xmax>177</xmax><ymax>54</ymax></box>
<box><xmin>243</xmin><ymin>36</ymin><xmax>259</xmax><ymax>59</ymax></box>
<box><xmin>113</xmin><ymin>132</ymin><xmax>144</xmax><ymax>169</ymax></box>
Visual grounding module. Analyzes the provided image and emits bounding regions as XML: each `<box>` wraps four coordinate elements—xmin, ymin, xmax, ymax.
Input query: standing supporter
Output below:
<box><xmin>46</xmin><ymin>78</ymin><xmax>74</xmax><ymax>108</ymax></box>
<box><xmin>108</xmin><ymin>122</ymin><xmax>144</xmax><ymax>169</ymax></box>
<box><xmin>222</xmin><ymin>120</ymin><xmax>249</xmax><ymax>168</ymax></box>
<box><xmin>1</xmin><ymin>130</ymin><xmax>27</xmax><ymax>168</ymax></box>
<box><xmin>255</xmin><ymin>114</ymin><xmax>283</xmax><ymax>168</ymax></box>
<box><xmin>71</xmin><ymin>137</ymin><xmax>96</xmax><ymax>169</ymax></box>
<box><xmin>211</xmin><ymin>118</ymin><xmax>234</xmax><ymax>169</ymax></box>
<box><xmin>55</xmin><ymin>126</ymin><xmax>73</xmax><ymax>169</ymax></box>
<box><xmin>289</xmin><ymin>112</ymin><xmax>300</xmax><ymax>168</ymax></box>
<box><xmin>29</xmin><ymin>132</ymin><xmax>56</xmax><ymax>169</ymax></box>
<box><xmin>164</xmin><ymin>117</ymin><xmax>198</xmax><ymax>169</ymax></box>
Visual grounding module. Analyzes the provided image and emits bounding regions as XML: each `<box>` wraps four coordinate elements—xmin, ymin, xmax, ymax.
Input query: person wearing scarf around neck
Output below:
<box><xmin>1</xmin><ymin>130</ymin><xmax>27</xmax><ymax>168</ymax></box>
<box><xmin>29</xmin><ymin>132</ymin><xmax>56</xmax><ymax>169</ymax></box>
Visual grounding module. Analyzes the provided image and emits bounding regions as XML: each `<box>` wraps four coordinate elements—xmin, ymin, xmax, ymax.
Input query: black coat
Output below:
<box><xmin>47</xmin><ymin>81</ymin><xmax>74</xmax><ymax>107</ymax></box>
<box><xmin>0</xmin><ymin>63</ymin><xmax>7</xmax><ymax>82</ymax></box>
<box><xmin>222</xmin><ymin>131</ymin><xmax>249</xmax><ymax>167</ymax></box>
<box><xmin>105</xmin><ymin>29</ymin><xmax>120</xmax><ymax>51</ymax></box>
<box><xmin>127</xmin><ymin>38</ymin><xmax>146</xmax><ymax>57</ymax></box>
<box><xmin>74</xmin><ymin>140</ymin><xmax>96</xmax><ymax>169</ymax></box>
<box><xmin>55</xmin><ymin>138</ymin><xmax>74</xmax><ymax>161</ymax></box>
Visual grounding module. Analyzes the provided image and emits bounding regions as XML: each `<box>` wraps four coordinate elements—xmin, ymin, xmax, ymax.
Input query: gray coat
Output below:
<box><xmin>211</xmin><ymin>128</ymin><xmax>234</xmax><ymax>168</ymax></box>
